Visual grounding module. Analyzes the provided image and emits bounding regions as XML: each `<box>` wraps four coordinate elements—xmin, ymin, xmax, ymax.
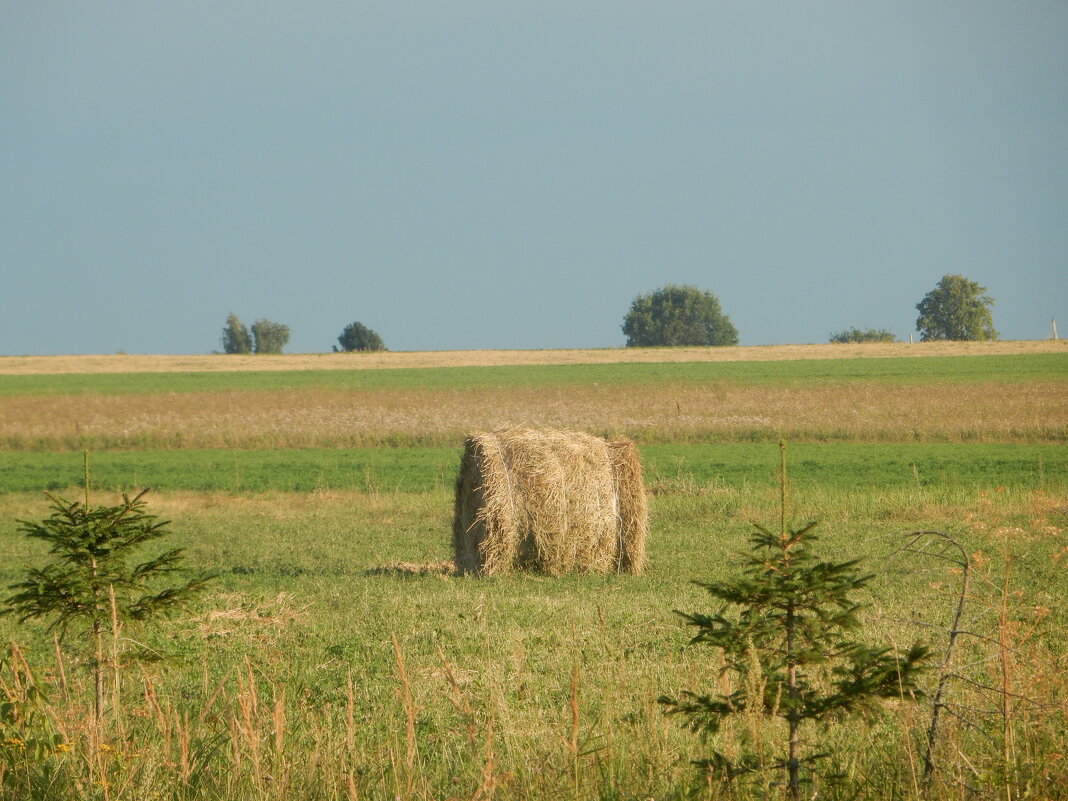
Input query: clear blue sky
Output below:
<box><xmin>3</xmin><ymin>2</ymin><xmax>1066</xmax><ymax>355</ymax></box>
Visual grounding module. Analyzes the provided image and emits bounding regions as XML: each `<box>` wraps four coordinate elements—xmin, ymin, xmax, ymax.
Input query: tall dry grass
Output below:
<box><xmin>1</xmin><ymin>380</ymin><xmax>1063</xmax><ymax>450</ymax></box>
<box><xmin>2</xmin><ymin>605</ymin><xmax>1064</xmax><ymax>800</ymax></box>
<box><xmin>2</xmin><ymin>484</ymin><xmax>1065</xmax><ymax>800</ymax></box>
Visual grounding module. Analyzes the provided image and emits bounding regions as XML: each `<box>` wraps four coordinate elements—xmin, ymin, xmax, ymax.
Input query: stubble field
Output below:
<box><xmin>0</xmin><ymin>341</ymin><xmax>1066</xmax><ymax>800</ymax></box>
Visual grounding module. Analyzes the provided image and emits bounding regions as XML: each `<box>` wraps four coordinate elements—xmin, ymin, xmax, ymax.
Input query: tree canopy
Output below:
<box><xmin>336</xmin><ymin>321</ymin><xmax>386</xmax><ymax>352</ymax></box>
<box><xmin>829</xmin><ymin>327</ymin><xmax>897</xmax><ymax>344</ymax></box>
<box><xmin>221</xmin><ymin>313</ymin><xmax>252</xmax><ymax>354</ymax></box>
<box><xmin>622</xmin><ymin>285</ymin><xmax>738</xmax><ymax>347</ymax></box>
<box><xmin>915</xmin><ymin>274</ymin><xmax>998</xmax><ymax>341</ymax></box>
<box><xmin>251</xmin><ymin>319</ymin><xmax>291</xmax><ymax>354</ymax></box>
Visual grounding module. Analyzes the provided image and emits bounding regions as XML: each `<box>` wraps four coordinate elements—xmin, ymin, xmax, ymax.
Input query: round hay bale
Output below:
<box><xmin>452</xmin><ymin>427</ymin><xmax>648</xmax><ymax>576</ymax></box>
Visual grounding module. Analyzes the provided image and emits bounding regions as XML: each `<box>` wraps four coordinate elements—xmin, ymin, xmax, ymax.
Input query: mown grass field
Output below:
<box><xmin>0</xmin><ymin>343</ymin><xmax>1065</xmax><ymax>800</ymax></box>
<box><xmin>0</xmin><ymin>443</ymin><xmax>1064</xmax><ymax>494</ymax></box>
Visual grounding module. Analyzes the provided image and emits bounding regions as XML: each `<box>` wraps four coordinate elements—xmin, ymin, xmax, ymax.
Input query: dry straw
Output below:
<box><xmin>452</xmin><ymin>427</ymin><xmax>648</xmax><ymax>576</ymax></box>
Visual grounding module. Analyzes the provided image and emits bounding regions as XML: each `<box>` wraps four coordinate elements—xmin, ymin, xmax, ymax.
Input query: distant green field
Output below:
<box><xmin>2</xmin><ymin>442</ymin><xmax>1061</xmax><ymax>494</ymax></box>
<box><xmin>1</xmin><ymin>352</ymin><xmax>1065</xmax><ymax>396</ymax></box>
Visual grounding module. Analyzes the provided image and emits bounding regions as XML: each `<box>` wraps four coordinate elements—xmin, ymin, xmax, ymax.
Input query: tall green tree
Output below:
<box><xmin>915</xmin><ymin>274</ymin><xmax>998</xmax><ymax>341</ymax></box>
<box><xmin>221</xmin><ymin>313</ymin><xmax>252</xmax><ymax>354</ymax></box>
<box><xmin>335</xmin><ymin>321</ymin><xmax>386</xmax><ymax>352</ymax></box>
<box><xmin>622</xmin><ymin>285</ymin><xmax>738</xmax><ymax>347</ymax></box>
<box><xmin>251</xmin><ymin>318</ymin><xmax>291</xmax><ymax>354</ymax></box>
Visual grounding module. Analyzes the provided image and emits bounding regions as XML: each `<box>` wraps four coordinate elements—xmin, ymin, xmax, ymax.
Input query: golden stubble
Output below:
<box><xmin>1</xmin><ymin>380</ymin><xmax>1063</xmax><ymax>449</ymax></box>
<box><xmin>1</xmin><ymin>340</ymin><xmax>1064</xmax><ymax>376</ymax></box>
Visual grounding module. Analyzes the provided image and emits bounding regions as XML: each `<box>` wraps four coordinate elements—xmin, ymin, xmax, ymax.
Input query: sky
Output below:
<box><xmin>2</xmin><ymin>2</ymin><xmax>1067</xmax><ymax>355</ymax></box>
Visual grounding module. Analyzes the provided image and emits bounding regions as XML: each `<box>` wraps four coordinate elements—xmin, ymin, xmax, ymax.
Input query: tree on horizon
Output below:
<box><xmin>335</xmin><ymin>321</ymin><xmax>386</xmax><ymax>352</ymax></box>
<box><xmin>915</xmin><ymin>274</ymin><xmax>997</xmax><ymax>341</ymax></box>
<box><xmin>622</xmin><ymin>285</ymin><xmax>738</xmax><ymax>347</ymax></box>
<box><xmin>221</xmin><ymin>313</ymin><xmax>252</xmax><ymax>354</ymax></box>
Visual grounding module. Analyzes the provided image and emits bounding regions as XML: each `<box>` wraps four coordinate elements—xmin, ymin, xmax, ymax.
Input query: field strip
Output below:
<box><xmin>3</xmin><ymin>380</ymin><xmax>1064</xmax><ymax>449</ymax></box>
<box><xmin>3</xmin><ymin>443</ymin><xmax>1063</xmax><ymax>494</ymax></box>
<box><xmin>2</xmin><ymin>339</ymin><xmax>1064</xmax><ymax>375</ymax></box>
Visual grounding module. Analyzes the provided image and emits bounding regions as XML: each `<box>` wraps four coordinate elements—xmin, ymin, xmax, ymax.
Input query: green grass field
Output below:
<box><xmin>1</xmin><ymin>442</ymin><xmax>1062</xmax><ymax>494</ymax></box>
<box><xmin>1</xmin><ymin>351</ymin><xmax>1065</xmax><ymax>800</ymax></box>
<box><xmin>1</xmin><ymin>352</ymin><xmax>1065</xmax><ymax>396</ymax></box>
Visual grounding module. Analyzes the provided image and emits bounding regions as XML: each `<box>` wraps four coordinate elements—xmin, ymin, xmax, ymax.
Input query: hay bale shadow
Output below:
<box><xmin>364</xmin><ymin>560</ymin><xmax>457</xmax><ymax>578</ymax></box>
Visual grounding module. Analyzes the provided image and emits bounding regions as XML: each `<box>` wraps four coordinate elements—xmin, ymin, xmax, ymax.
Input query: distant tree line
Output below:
<box><xmin>220</xmin><ymin>315</ymin><xmax>386</xmax><ymax>355</ymax></box>
<box><xmin>221</xmin><ymin>315</ymin><xmax>290</xmax><ymax>354</ymax></box>
<box><xmin>220</xmin><ymin>273</ymin><xmax>997</xmax><ymax>355</ymax></box>
<box><xmin>828</xmin><ymin>275</ymin><xmax>997</xmax><ymax>344</ymax></box>
<box><xmin>621</xmin><ymin>274</ymin><xmax>998</xmax><ymax>348</ymax></box>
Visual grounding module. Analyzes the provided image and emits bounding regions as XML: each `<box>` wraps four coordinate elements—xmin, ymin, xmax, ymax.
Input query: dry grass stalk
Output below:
<box><xmin>474</xmin><ymin>714</ymin><xmax>498</xmax><ymax>801</ymax></box>
<box><xmin>235</xmin><ymin>658</ymin><xmax>263</xmax><ymax>788</ymax></box>
<box><xmin>436</xmin><ymin>647</ymin><xmax>478</xmax><ymax>746</ymax></box>
<box><xmin>569</xmin><ymin>661</ymin><xmax>581</xmax><ymax>796</ymax></box>
<box><xmin>53</xmin><ymin>633</ymin><xmax>70</xmax><ymax>702</ymax></box>
<box><xmin>140</xmin><ymin>667</ymin><xmax>170</xmax><ymax>752</ymax></box>
<box><xmin>273</xmin><ymin>685</ymin><xmax>286</xmax><ymax>759</ymax></box>
<box><xmin>392</xmin><ymin>634</ymin><xmax>420</xmax><ymax>800</ymax></box>
<box><xmin>178</xmin><ymin>709</ymin><xmax>192</xmax><ymax>787</ymax></box>
<box><xmin>343</xmin><ymin>671</ymin><xmax>359</xmax><ymax>800</ymax></box>
<box><xmin>452</xmin><ymin>427</ymin><xmax>648</xmax><ymax>576</ymax></box>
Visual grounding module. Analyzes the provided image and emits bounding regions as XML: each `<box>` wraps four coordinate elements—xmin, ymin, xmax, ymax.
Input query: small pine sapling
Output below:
<box><xmin>660</xmin><ymin>442</ymin><xmax>930</xmax><ymax>799</ymax></box>
<box><xmin>3</xmin><ymin>454</ymin><xmax>213</xmax><ymax>725</ymax></box>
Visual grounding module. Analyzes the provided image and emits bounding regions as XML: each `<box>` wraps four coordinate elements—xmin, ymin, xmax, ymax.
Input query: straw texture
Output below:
<box><xmin>452</xmin><ymin>427</ymin><xmax>648</xmax><ymax>576</ymax></box>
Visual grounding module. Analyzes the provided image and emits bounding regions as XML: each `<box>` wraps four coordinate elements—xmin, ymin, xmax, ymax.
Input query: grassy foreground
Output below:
<box><xmin>1</xmin><ymin>347</ymin><xmax>1065</xmax><ymax>799</ymax></box>
<box><xmin>1</xmin><ymin>475</ymin><xmax>1065</xmax><ymax>799</ymax></box>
